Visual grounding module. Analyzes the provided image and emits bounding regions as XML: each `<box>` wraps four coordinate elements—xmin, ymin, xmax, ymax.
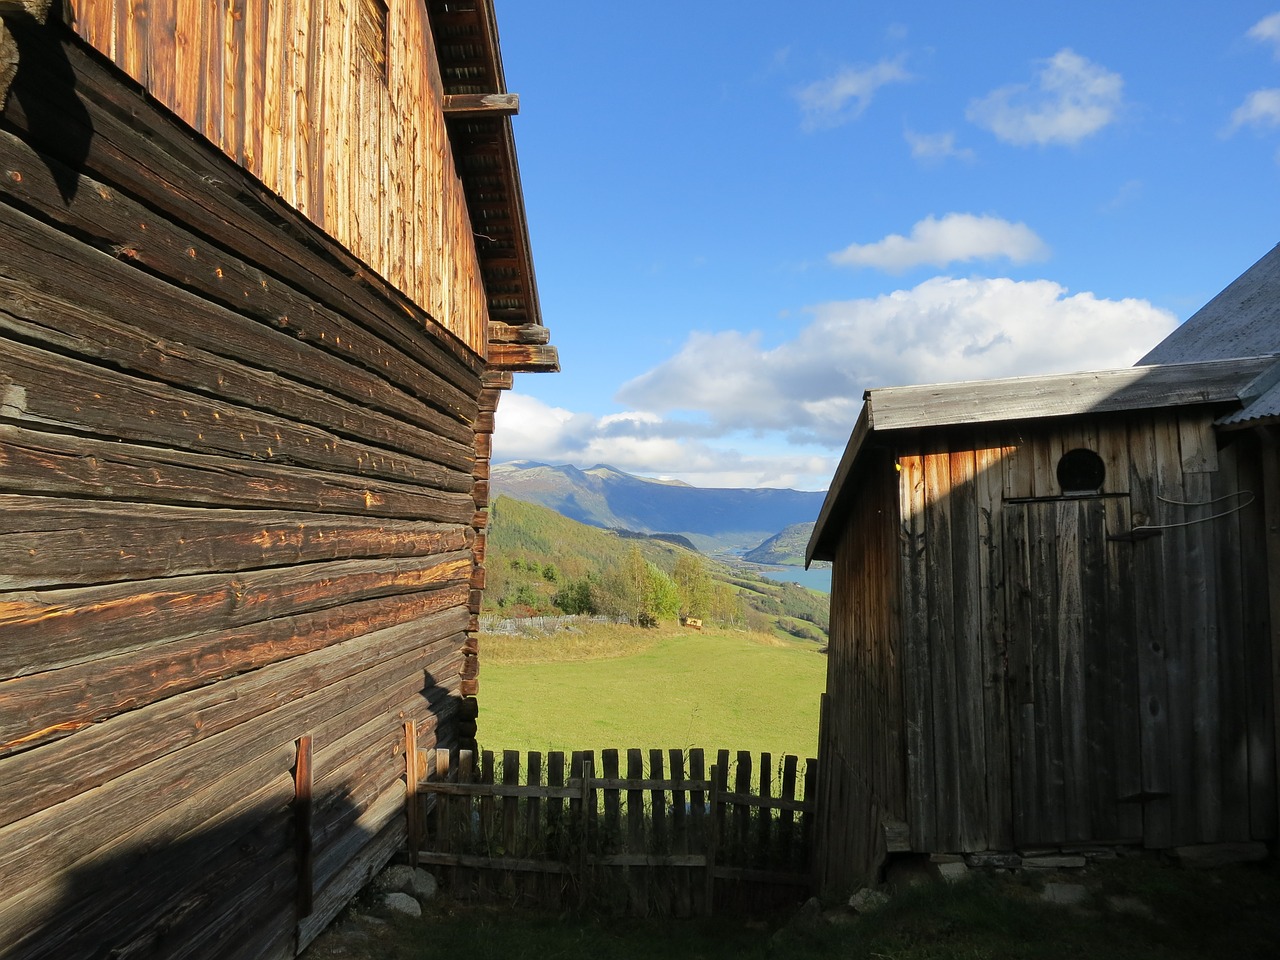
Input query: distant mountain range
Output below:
<box><xmin>489</xmin><ymin>461</ymin><xmax>827</xmax><ymax>555</ymax></box>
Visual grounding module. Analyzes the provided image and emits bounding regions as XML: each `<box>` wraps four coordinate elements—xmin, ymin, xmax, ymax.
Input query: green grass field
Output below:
<box><xmin>474</xmin><ymin>623</ymin><xmax>827</xmax><ymax>761</ymax></box>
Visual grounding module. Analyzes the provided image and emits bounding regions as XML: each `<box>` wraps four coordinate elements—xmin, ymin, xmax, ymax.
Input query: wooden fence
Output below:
<box><xmin>414</xmin><ymin>748</ymin><xmax>816</xmax><ymax>916</ymax></box>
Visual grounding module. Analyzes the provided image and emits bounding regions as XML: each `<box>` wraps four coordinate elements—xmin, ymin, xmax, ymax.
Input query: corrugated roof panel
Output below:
<box><xmin>1217</xmin><ymin>380</ymin><xmax>1280</xmax><ymax>427</ymax></box>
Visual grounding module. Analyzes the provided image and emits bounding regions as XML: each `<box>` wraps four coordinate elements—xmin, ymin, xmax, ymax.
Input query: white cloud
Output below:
<box><xmin>497</xmin><ymin>279</ymin><xmax>1176</xmax><ymax>489</ymax></box>
<box><xmin>829</xmin><ymin>213</ymin><xmax>1049</xmax><ymax>272</ymax></box>
<box><xmin>967</xmin><ymin>48</ymin><xmax>1123</xmax><ymax>146</ymax></box>
<box><xmin>904</xmin><ymin>128</ymin><xmax>976</xmax><ymax>163</ymax></box>
<box><xmin>1228</xmin><ymin>88</ymin><xmax>1280</xmax><ymax>131</ymax></box>
<box><xmin>1248</xmin><ymin>12</ymin><xmax>1280</xmax><ymax>56</ymax></box>
<box><xmin>795</xmin><ymin>58</ymin><xmax>910</xmax><ymax>130</ymax></box>
<box><xmin>618</xmin><ymin>277</ymin><xmax>1176</xmax><ymax>447</ymax></box>
<box><xmin>492</xmin><ymin>393</ymin><xmax>833</xmax><ymax>490</ymax></box>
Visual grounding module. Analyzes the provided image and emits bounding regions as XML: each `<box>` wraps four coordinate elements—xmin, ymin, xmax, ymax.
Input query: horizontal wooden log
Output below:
<box><xmin>0</xmin><ymin>496</ymin><xmax>470</xmax><ymax>589</ymax></box>
<box><xmin>0</xmin><ymin>116</ymin><xmax>482</xmax><ymax>421</ymax></box>
<box><xmin>487</xmin><ymin>321</ymin><xmax>548</xmax><ymax>344</ymax></box>
<box><xmin>487</xmin><ymin>341</ymin><xmax>559</xmax><ymax>373</ymax></box>
<box><xmin>296</xmin><ymin>800</ymin><xmax>405</xmax><ymax>951</ymax></box>
<box><xmin>442</xmin><ymin>92</ymin><xmax>520</xmax><ymax>116</ymax></box>
<box><xmin>1</xmin><ymin>767</ymin><xmax>296</xmax><ymax>960</ymax></box>
<box><xmin>11</xmin><ymin>24</ymin><xmax>484</xmax><ymax>386</ymax></box>
<box><xmin>0</xmin><ymin>605</ymin><xmax>470</xmax><ymax>827</ymax></box>
<box><xmin>0</xmin><ymin>550</ymin><xmax>472</xmax><ymax>678</ymax></box>
<box><xmin>0</xmin><ymin>334</ymin><xmax>472</xmax><ymax>489</ymax></box>
<box><xmin>0</xmin><ymin>582</ymin><xmax>471</xmax><ymax>753</ymax></box>
<box><xmin>0</xmin><ymin>424</ymin><xmax>476</xmax><ymax>521</ymax></box>
<box><xmin>0</xmin><ymin>201</ymin><xmax>477</xmax><ymax>448</ymax></box>
<box><xmin>0</xmin><ymin>632</ymin><xmax>464</xmax><ymax>889</ymax></box>
<box><xmin>480</xmin><ymin>371</ymin><xmax>514</xmax><ymax>392</ymax></box>
<box><xmin>0</xmin><ymin>274</ymin><xmax>474</xmax><ymax>471</ymax></box>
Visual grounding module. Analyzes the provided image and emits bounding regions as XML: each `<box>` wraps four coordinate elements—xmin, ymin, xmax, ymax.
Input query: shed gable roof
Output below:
<box><xmin>1139</xmin><ymin>243</ymin><xmax>1280</xmax><ymax>366</ymax></box>
<box><xmin>806</xmin><ymin>357</ymin><xmax>1274</xmax><ymax>565</ymax></box>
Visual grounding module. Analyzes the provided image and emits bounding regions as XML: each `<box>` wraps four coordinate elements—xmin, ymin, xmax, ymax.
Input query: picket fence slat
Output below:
<box><xmin>418</xmin><ymin>746</ymin><xmax>816</xmax><ymax>916</ymax></box>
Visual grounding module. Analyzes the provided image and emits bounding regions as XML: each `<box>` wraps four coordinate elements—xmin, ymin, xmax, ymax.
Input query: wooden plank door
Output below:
<box><xmin>1003</xmin><ymin>497</ymin><xmax>1144</xmax><ymax>847</ymax></box>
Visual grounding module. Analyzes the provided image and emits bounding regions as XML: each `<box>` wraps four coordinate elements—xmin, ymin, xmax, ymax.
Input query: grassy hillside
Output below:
<box><xmin>476</xmin><ymin>622</ymin><xmax>825</xmax><ymax>760</ymax></box>
<box><xmin>743</xmin><ymin>522</ymin><xmax>821</xmax><ymax>566</ymax></box>
<box><xmin>486</xmin><ymin>496</ymin><xmax>829</xmax><ymax>643</ymax></box>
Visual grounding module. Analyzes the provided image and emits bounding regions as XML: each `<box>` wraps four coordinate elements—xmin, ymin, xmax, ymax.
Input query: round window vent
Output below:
<box><xmin>1056</xmin><ymin>448</ymin><xmax>1105</xmax><ymax>494</ymax></box>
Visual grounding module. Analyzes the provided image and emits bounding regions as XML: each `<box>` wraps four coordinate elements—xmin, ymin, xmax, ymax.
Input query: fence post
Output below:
<box><xmin>577</xmin><ymin>755</ymin><xmax>593</xmax><ymax>908</ymax></box>
<box><xmin>405</xmin><ymin>722</ymin><xmax>420</xmax><ymax>867</ymax></box>
<box><xmin>705</xmin><ymin>763</ymin><xmax>719</xmax><ymax>916</ymax></box>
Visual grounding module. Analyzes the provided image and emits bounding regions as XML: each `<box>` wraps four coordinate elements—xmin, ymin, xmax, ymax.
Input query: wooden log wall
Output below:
<box><xmin>64</xmin><ymin>0</ymin><xmax>490</xmax><ymax>354</ymax></box>
<box><xmin>0</xmin><ymin>24</ymin><xmax>485</xmax><ymax>960</ymax></box>
<box><xmin>817</xmin><ymin>409</ymin><xmax>1275</xmax><ymax>891</ymax></box>
<box><xmin>810</xmin><ymin>450</ymin><xmax>901</xmax><ymax>896</ymax></box>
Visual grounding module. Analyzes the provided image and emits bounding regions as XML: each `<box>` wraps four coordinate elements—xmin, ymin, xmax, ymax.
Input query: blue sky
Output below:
<box><xmin>491</xmin><ymin>2</ymin><xmax>1280</xmax><ymax>491</ymax></box>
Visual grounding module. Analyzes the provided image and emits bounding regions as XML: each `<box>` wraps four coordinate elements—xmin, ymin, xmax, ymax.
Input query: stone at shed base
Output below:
<box><xmin>849</xmin><ymin>888</ymin><xmax>891</xmax><ymax>913</ymax></box>
<box><xmin>382</xmin><ymin>892</ymin><xmax>422</xmax><ymax>918</ymax></box>
<box><xmin>1041</xmin><ymin>882</ymin><xmax>1089</xmax><ymax>906</ymax></box>
<box><xmin>376</xmin><ymin>865</ymin><xmax>417</xmax><ymax>893</ymax></box>
<box><xmin>375</xmin><ymin>864</ymin><xmax>437</xmax><ymax>902</ymax></box>
<box><xmin>1171</xmin><ymin>842</ymin><xmax>1268</xmax><ymax>869</ymax></box>
<box><xmin>931</xmin><ymin>860</ymin><xmax>970</xmax><ymax>884</ymax></box>
<box><xmin>409</xmin><ymin>868</ymin><xmax>438</xmax><ymax>901</ymax></box>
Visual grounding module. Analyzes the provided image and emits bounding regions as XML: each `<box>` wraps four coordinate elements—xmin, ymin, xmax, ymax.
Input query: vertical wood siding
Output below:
<box><xmin>811</xmin><ymin>451</ymin><xmax>901</xmax><ymax>893</ymax></box>
<box><xmin>1</xmin><ymin>29</ymin><xmax>484</xmax><ymax>959</ymax></box>
<box><xmin>820</xmin><ymin>412</ymin><xmax>1275</xmax><ymax>887</ymax></box>
<box><xmin>67</xmin><ymin>0</ymin><xmax>490</xmax><ymax>355</ymax></box>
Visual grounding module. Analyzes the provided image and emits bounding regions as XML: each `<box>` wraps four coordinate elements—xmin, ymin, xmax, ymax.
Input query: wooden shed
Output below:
<box><xmin>0</xmin><ymin>1</ymin><xmax>554</xmax><ymax>956</ymax></box>
<box><xmin>806</xmin><ymin>253</ymin><xmax>1280</xmax><ymax>893</ymax></box>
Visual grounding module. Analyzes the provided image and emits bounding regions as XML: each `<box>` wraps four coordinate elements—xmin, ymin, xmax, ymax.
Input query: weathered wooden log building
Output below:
<box><xmin>0</xmin><ymin>0</ymin><xmax>555</xmax><ymax>956</ymax></box>
<box><xmin>807</xmin><ymin>247</ymin><xmax>1280</xmax><ymax>894</ymax></box>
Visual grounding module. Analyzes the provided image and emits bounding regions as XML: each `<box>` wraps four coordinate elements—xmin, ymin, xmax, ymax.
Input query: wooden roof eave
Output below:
<box><xmin>806</xmin><ymin>402</ymin><xmax>872</xmax><ymax>567</ymax></box>
<box><xmin>806</xmin><ymin>357</ymin><xmax>1276</xmax><ymax>565</ymax></box>
<box><xmin>427</xmin><ymin>0</ymin><xmax>557</xmax><ymax>378</ymax></box>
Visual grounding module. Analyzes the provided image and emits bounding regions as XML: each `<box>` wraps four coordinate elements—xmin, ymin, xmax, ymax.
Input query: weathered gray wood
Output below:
<box><xmin>923</xmin><ymin>450</ymin><xmax>961</xmax><ymax>851</ymax></box>
<box><xmin>1127</xmin><ymin>415</ymin><xmax>1174</xmax><ymax>847</ymax></box>
<box><xmin>0</xmin><ymin>607</ymin><xmax>469</xmax><ymax>828</ymax></box>
<box><xmin>898</xmin><ymin>453</ymin><xmax>931</xmax><ymax>849</ymax></box>
<box><xmin>974</xmin><ymin>440</ymin><xmax>1013</xmax><ymax>849</ymax></box>
<box><xmin>0</xmin><ymin>497</ymin><xmax>469</xmax><ymax>589</ymax></box>
<box><xmin>1154</xmin><ymin>413</ymin><xmax>1199</xmax><ymax>843</ymax></box>
<box><xmin>0</xmin><ymin>202</ymin><xmax>476</xmax><ymax>448</ymax></box>
<box><xmin>1</xmin><ymin>772</ymin><xmax>297</xmax><ymax>960</ymax></box>
<box><xmin>0</xmin><ymin>276</ymin><xmax>474</xmax><ymax>469</ymax></box>
<box><xmin>948</xmin><ymin>449</ymin><xmax>987</xmax><ymax>850</ymax></box>
<box><xmin>866</xmin><ymin>359</ymin><xmax>1274</xmax><ymax>432</ymax></box>
<box><xmin>0</xmin><ymin>582</ymin><xmax>467</xmax><ymax>759</ymax></box>
<box><xmin>298</xmin><ymin>792</ymin><xmax>406</xmax><ymax>951</ymax></box>
<box><xmin>0</xmin><ymin>334</ymin><xmax>471</xmax><ymax>489</ymax></box>
<box><xmin>1211</xmin><ymin>446</ymin><xmax>1252</xmax><ymax>839</ymax></box>
<box><xmin>0</xmin><ymin>551</ymin><xmax>472</xmax><ymax>679</ymax></box>
<box><xmin>442</xmin><ymin>92</ymin><xmax>520</xmax><ymax>115</ymax></box>
<box><xmin>1003</xmin><ymin>501</ymin><xmax>1038</xmax><ymax>845</ymax></box>
<box><xmin>2</xmin><ymin>28</ymin><xmax>484</xmax><ymax>388</ymax></box>
<box><xmin>0</xmin><ymin>424</ymin><xmax>475</xmax><ymax>521</ymax></box>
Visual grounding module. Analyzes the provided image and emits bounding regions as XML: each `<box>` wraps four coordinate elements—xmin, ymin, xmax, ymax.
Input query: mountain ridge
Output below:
<box><xmin>489</xmin><ymin>461</ymin><xmax>827</xmax><ymax>554</ymax></box>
